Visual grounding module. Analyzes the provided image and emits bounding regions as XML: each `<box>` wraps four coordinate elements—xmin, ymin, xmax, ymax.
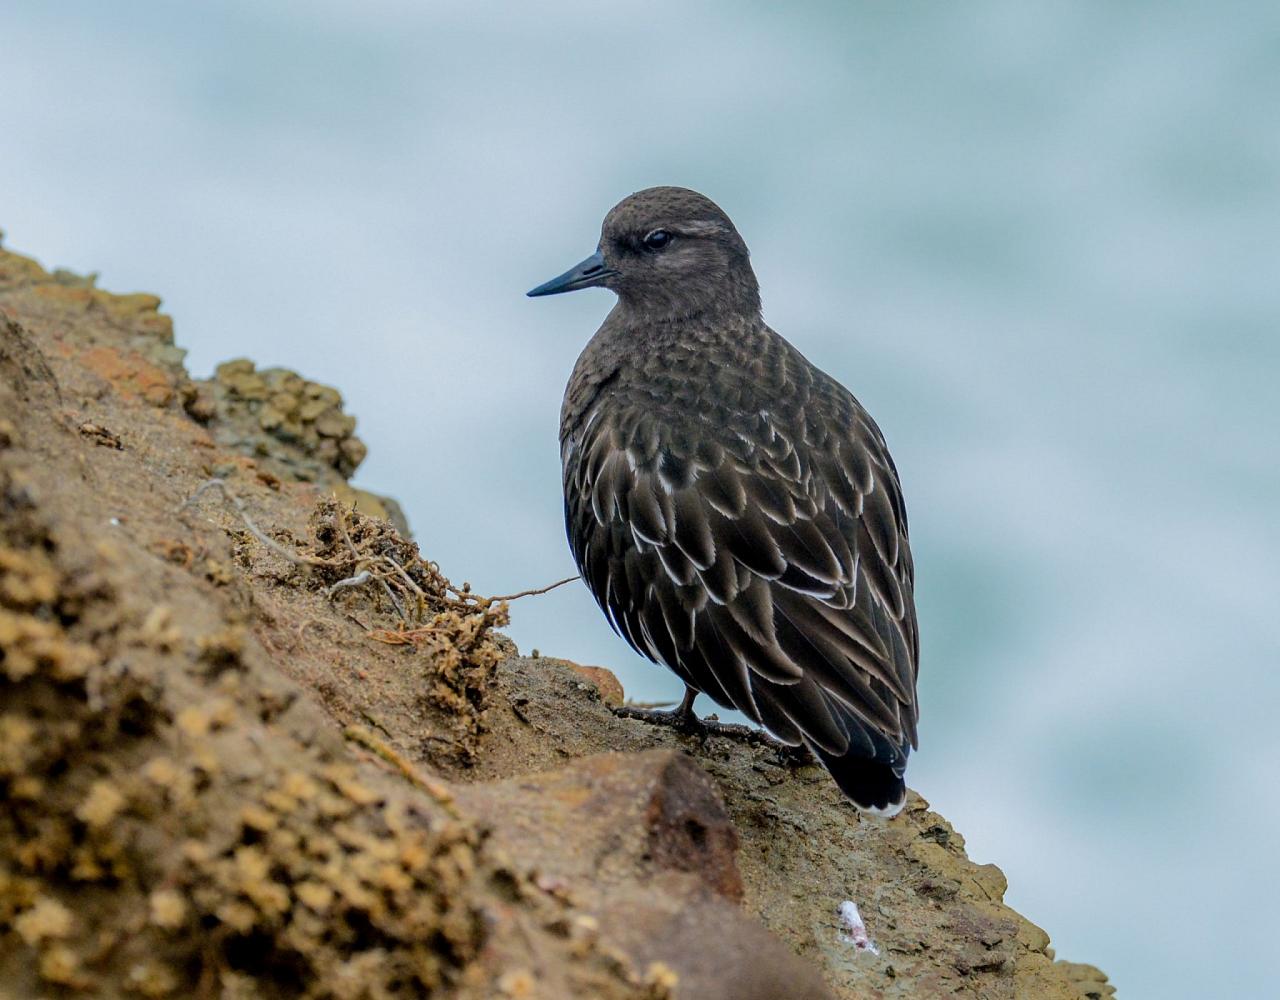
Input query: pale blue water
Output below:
<box><xmin>3</xmin><ymin>4</ymin><xmax>1277</xmax><ymax>996</ymax></box>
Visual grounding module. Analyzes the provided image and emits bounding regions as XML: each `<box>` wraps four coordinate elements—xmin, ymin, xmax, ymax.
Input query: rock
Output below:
<box><xmin>1057</xmin><ymin>962</ymin><xmax>1116</xmax><ymax>999</ymax></box>
<box><xmin>457</xmin><ymin>749</ymin><xmax>743</xmax><ymax>901</ymax></box>
<box><xmin>208</xmin><ymin>358</ymin><xmax>369</xmax><ymax>479</ymax></box>
<box><xmin>0</xmin><ymin>232</ymin><xmax>1113</xmax><ymax>1000</ymax></box>
<box><xmin>465</xmin><ymin>654</ymin><xmax>1118</xmax><ymax>999</ymax></box>
<box><xmin>548</xmin><ymin>658</ymin><xmax>627</xmax><ymax>707</ymax></box>
<box><xmin>594</xmin><ymin>885</ymin><xmax>836</xmax><ymax>1000</ymax></box>
<box><xmin>0</xmin><ymin>246</ymin><xmax>649</xmax><ymax>1000</ymax></box>
<box><xmin>458</xmin><ymin>751</ymin><xmax>833</xmax><ymax>999</ymax></box>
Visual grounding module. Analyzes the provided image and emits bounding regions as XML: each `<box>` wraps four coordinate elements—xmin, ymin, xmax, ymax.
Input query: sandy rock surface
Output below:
<box><xmin>0</xmin><ymin>234</ymin><xmax>1113</xmax><ymax>999</ymax></box>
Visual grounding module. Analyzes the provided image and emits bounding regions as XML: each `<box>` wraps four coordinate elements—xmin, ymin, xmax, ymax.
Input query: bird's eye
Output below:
<box><xmin>643</xmin><ymin>229</ymin><xmax>671</xmax><ymax>250</ymax></box>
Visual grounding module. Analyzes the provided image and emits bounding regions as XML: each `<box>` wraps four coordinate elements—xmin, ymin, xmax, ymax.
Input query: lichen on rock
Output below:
<box><xmin>0</xmin><ymin>455</ymin><xmax>498</xmax><ymax>996</ymax></box>
<box><xmin>210</xmin><ymin>359</ymin><xmax>368</xmax><ymax>480</ymax></box>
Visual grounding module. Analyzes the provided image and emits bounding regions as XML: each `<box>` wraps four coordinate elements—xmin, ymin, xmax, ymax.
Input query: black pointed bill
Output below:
<box><xmin>527</xmin><ymin>250</ymin><xmax>617</xmax><ymax>297</ymax></box>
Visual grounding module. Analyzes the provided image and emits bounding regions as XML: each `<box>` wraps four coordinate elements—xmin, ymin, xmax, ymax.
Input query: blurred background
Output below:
<box><xmin>3</xmin><ymin>2</ymin><xmax>1277</xmax><ymax>996</ymax></box>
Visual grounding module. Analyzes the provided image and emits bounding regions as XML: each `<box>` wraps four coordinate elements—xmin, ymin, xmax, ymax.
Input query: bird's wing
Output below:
<box><xmin>563</xmin><ymin>380</ymin><xmax>919</xmax><ymax>758</ymax></box>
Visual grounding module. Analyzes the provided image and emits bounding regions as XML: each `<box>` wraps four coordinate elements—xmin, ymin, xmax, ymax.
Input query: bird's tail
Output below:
<box><xmin>744</xmin><ymin>677</ymin><xmax>912</xmax><ymax>815</ymax></box>
<box><xmin>806</xmin><ymin>715</ymin><xmax>909</xmax><ymax>816</ymax></box>
<box><xmin>811</xmin><ymin>747</ymin><xmax>906</xmax><ymax>816</ymax></box>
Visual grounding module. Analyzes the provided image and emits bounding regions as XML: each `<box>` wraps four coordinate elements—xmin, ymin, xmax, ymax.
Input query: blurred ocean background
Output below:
<box><xmin>3</xmin><ymin>2</ymin><xmax>1277</xmax><ymax>996</ymax></box>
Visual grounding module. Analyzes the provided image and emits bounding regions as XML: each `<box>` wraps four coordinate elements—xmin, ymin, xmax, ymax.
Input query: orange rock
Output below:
<box><xmin>563</xmin><ymin>661</ymin><xmax>626</xmax><ymax>707</ymax></box>
<box><xmin>78</xmin><ymin>345</ymin><xmax>175</xmax><ymax>407</ymax></box>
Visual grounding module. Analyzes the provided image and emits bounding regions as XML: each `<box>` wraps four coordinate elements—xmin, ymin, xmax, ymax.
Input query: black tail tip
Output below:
<box><xmin>815</xmin><ymin>749</ymin><xmax>908</xmax><ymax>817</ymax></box>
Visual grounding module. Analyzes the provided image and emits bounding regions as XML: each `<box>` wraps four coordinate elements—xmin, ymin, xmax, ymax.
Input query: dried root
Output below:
<box><xmin>177</xmin><ymin>478</ymin><xmax>337</xmax><ymax>569</ymax></box>
<box><xmin>179</xmin><ymin>481</ymin><xmax>578</xmax><ymax>764</ymax></box>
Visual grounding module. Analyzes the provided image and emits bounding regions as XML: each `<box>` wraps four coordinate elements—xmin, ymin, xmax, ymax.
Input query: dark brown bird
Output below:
<box><xmin>528</xmin><ymin>187</ymin><xmax>919</xmax><ymax>814</ymax></box>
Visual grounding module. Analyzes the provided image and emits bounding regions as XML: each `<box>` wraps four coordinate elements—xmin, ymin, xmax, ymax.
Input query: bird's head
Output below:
<box><xmin>528</xmin><ymin>186</ymin><xmax>761</xmax><ymax>320</ymax></box>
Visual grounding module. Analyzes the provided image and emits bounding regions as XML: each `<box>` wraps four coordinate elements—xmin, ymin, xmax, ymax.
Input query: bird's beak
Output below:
<box><xmin>527</xmin><ymin>250</ymin><xmax>616</xmax><ymax>297</ymax></box>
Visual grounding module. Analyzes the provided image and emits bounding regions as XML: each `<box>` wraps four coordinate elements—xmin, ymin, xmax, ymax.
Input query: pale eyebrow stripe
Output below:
<box><xmin>678</xmin><ymin>220</ymin><xmax>722</xmax><ymax>237</ymax></box>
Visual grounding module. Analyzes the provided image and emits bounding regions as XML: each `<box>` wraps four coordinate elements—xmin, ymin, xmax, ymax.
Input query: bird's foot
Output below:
<box><xmin>614</xmin><ymin>686</ymin><xmax>706</xmax><ymax>737</ymax></box>
<box><xmin>613</xmin><ymin>703</ymin><xmax>708</xmax><ymax>738</ymax></box>
<box><xmin>612</xmin><ymin>701</ymin><xmax>813</xmax><ymax>767</ymax></box>
<box><xmin>698</xmin><ymin>714</ymin><xmax>814</xmax><ymax>766</ymax></box>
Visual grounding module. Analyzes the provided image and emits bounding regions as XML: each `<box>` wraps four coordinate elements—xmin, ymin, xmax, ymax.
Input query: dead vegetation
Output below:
<box><xmin>179</xmin><ymin>483</ymin><xmax>575</xmax><ymax>766</ymax></box>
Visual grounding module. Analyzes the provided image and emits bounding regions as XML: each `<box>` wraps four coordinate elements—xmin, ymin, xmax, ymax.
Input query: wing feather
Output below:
<box><xmin>671</xmin><ymin>488</ymin><xmax>715</xmax><ymax>569</ymax></box>
<box><xmin>716</xmin><ymin>506</ymin><xmax>787</xmax><ymax>579</ymax></box>
<box><xmin>629</xmin><ymin>476</ymin><xmax>669</xmax><ymax>543</ymax></box>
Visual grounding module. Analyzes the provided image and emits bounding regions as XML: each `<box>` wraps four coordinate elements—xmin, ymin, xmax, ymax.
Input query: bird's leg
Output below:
<box><xmin>614</xmin><ymin>685</ymin><xmax>706</xmax><ymax>736</ymax></box>
<box><xmin>614</xmin><ymin>688</ymin><xmax>813</xmax><ymax>765</ymax></box>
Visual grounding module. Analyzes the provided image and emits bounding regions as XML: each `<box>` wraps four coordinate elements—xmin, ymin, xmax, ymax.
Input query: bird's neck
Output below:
<box><xmin>561</xmin><ymin>307</ymin><xmax>779</xmax><ymax>439</ymax></box>
<box><xmin>602</xmin><ymin>302</ymin><xmax>765</xmax><ymax>356</ymax></box>
<box><xmin>615</xmin><ymin>268</ymin><xmax>762</xmax><ymax>327</ymax></box>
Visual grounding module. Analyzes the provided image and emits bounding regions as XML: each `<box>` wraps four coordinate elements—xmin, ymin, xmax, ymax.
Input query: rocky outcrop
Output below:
<box><xmin>0</xmin><ymin>233</ymin><xmax>1113</xmax><ymax>999</ymax></box>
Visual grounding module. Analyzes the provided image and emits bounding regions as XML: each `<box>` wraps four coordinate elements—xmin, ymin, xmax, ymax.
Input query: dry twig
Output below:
<box><xmin>178</xmin><ymin>479</ymin><xmax>337</xmax><ymax>568</ymax></box>
<box><xmin>483</xmin><ymin>575</ymin><xmax>579</xmax><ymax>604</ymax></box>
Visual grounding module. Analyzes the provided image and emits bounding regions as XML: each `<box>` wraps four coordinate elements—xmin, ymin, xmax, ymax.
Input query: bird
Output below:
<box><xmin>528</xmin><ymin>187</ymin><xmax>919</xmax><ymax>815</ymax></box>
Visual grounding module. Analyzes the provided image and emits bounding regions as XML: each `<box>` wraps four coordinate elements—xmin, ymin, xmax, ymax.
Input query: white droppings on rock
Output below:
<box><xmin>838</xmin><ymin>900</ymin><xmax>879</xmax><ymax>956</ymax></box>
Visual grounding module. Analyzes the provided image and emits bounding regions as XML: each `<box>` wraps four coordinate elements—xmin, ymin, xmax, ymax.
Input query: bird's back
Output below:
<box><xmin>560</xmin><ymin>309</ymin><xmax>920</xmax><ymax>813</ymax></box>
